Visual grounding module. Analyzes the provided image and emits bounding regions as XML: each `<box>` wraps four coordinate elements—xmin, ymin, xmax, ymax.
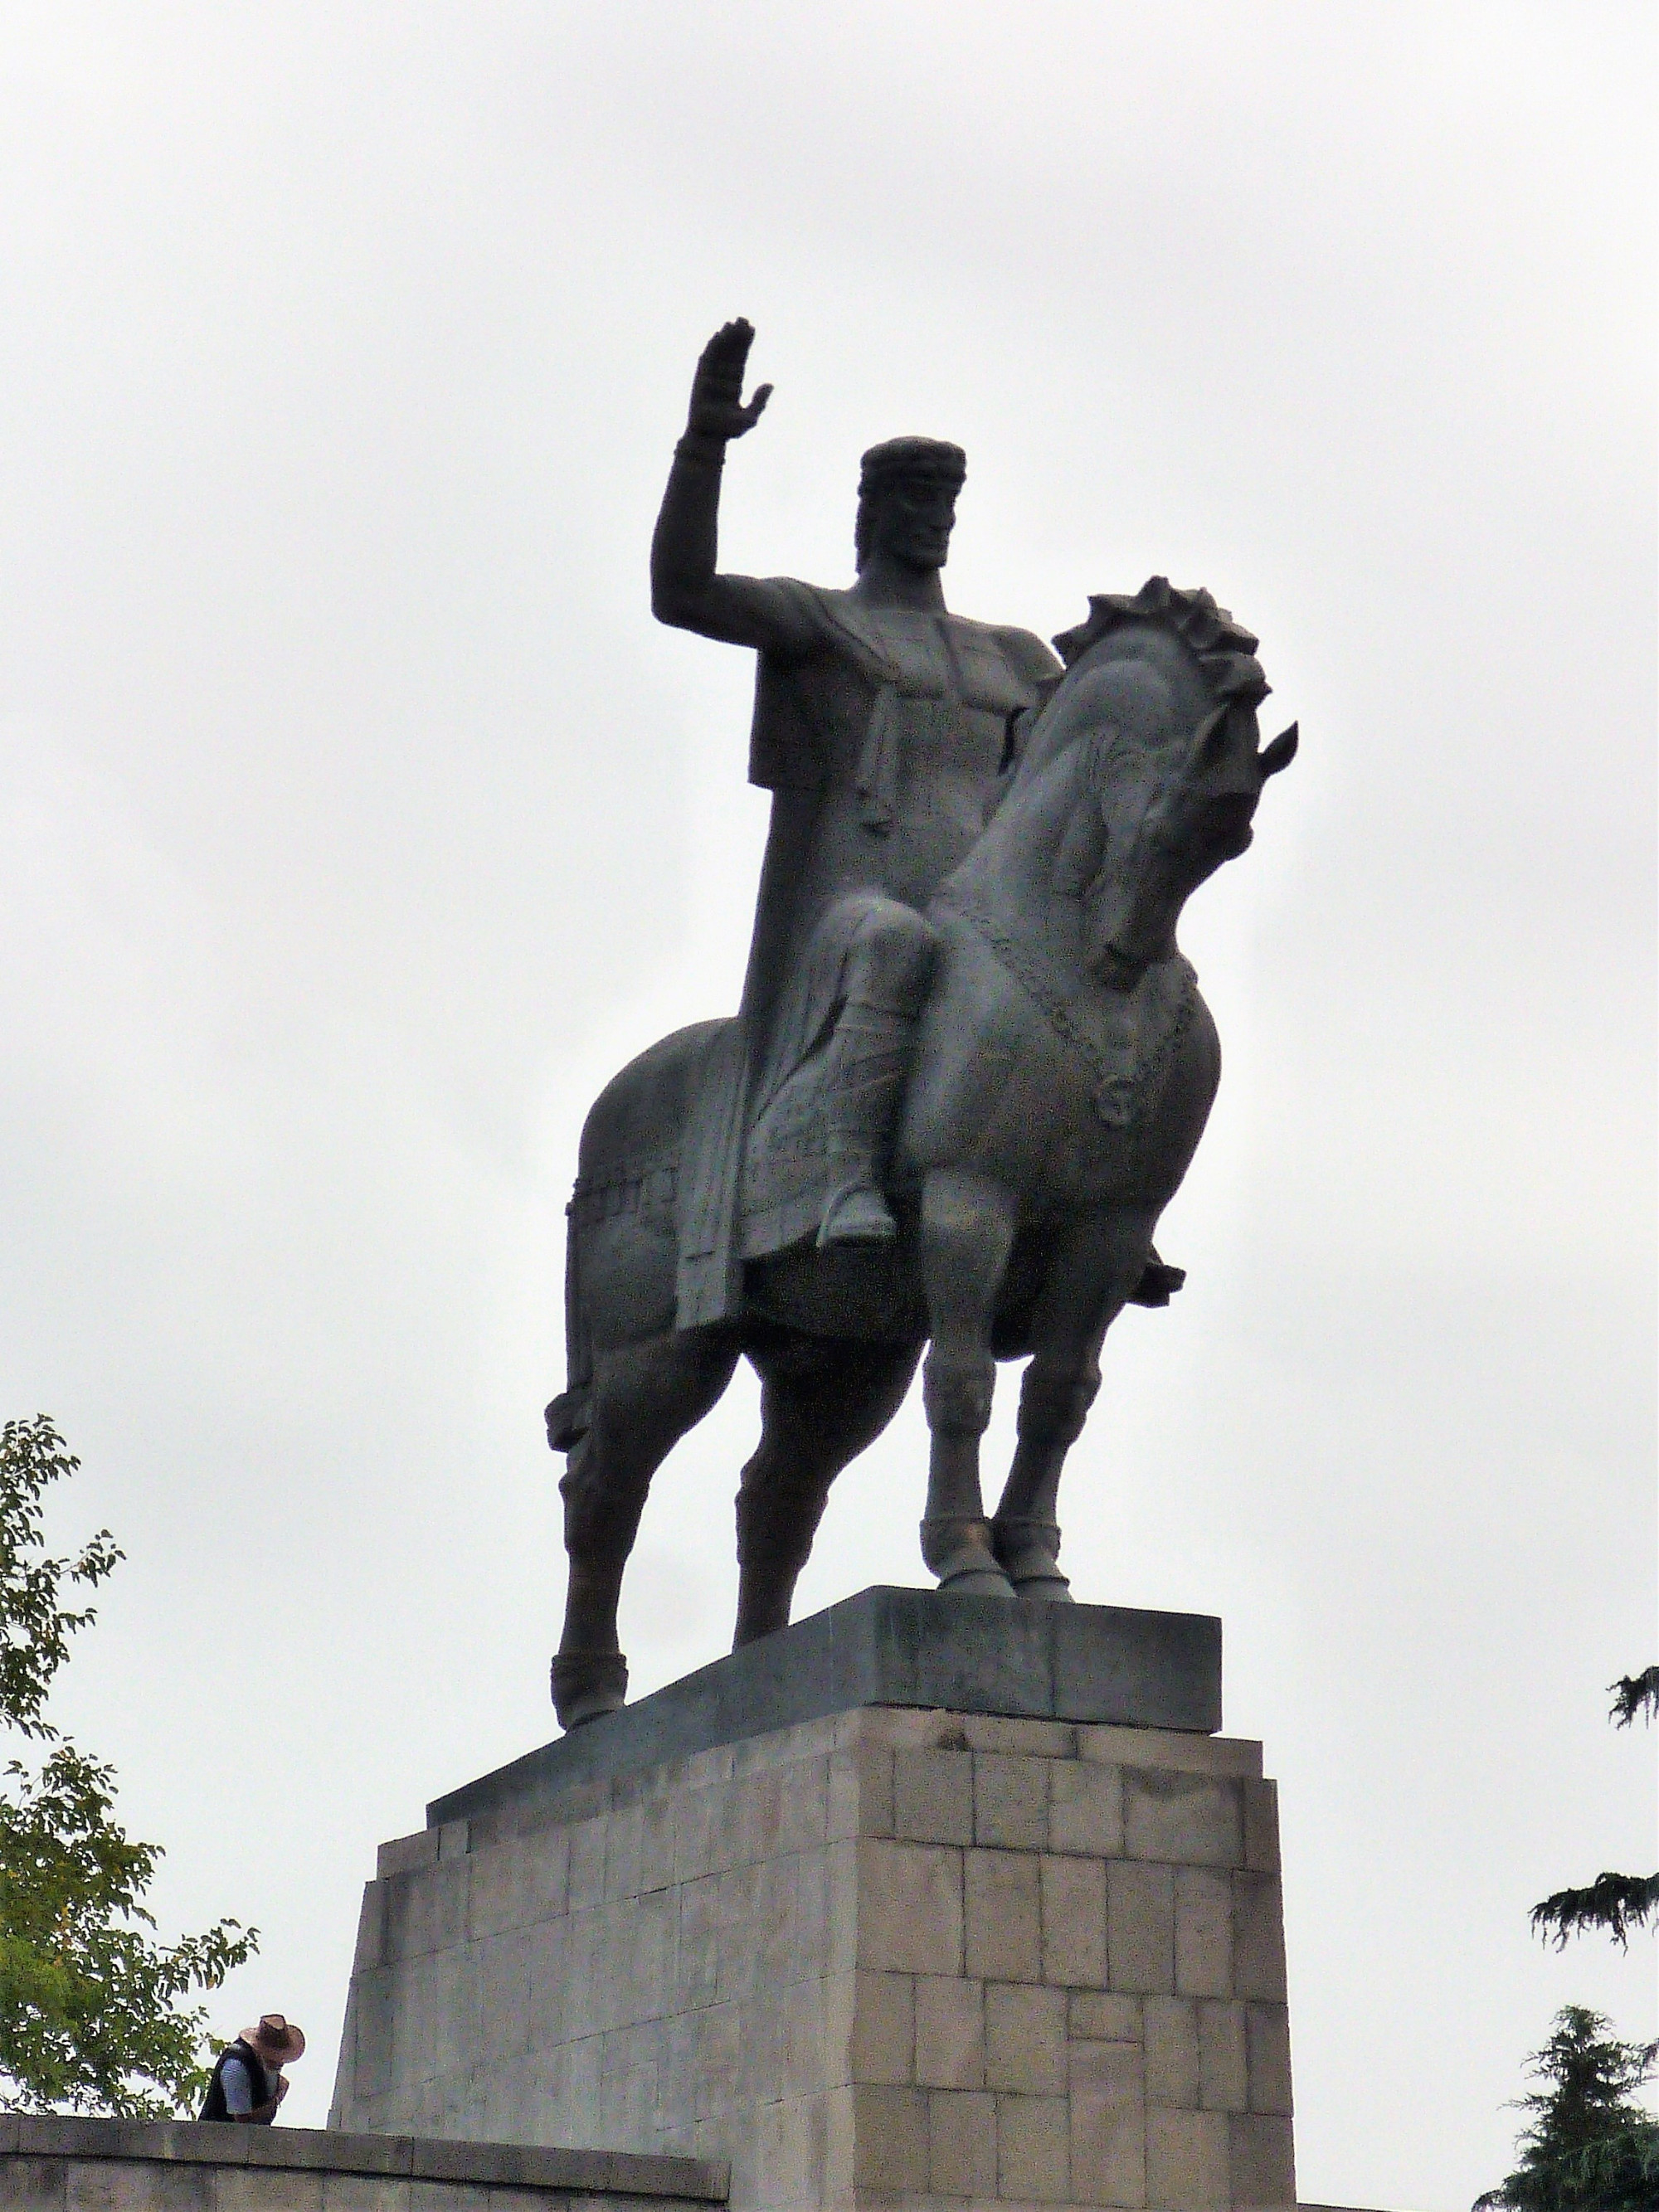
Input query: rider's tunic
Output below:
<box><xmin>676</xmin><ymin>582</ymin><xmax>1059</xmax><ymax>1326</ymax></box>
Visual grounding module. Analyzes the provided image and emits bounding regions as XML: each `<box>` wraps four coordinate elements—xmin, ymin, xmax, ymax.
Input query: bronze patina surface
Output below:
<box><xmin>546</xmin><ymin>323</ymin><xmax>1297</xmax><ymax>1728</ymax></box>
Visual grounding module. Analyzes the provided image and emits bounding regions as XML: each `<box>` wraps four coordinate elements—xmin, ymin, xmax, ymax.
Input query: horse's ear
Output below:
<box><xmin>1193</xmin><ymin>705</ymin><xmax>1231</xmax><ymax>766</ymax></box>
<box><xmin>1259</xmin><ymin>722</ymin><xmax>1299</xmax><ymax>776</ymax></box>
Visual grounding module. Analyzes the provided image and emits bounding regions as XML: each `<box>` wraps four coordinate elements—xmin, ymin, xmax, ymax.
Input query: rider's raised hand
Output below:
<box><xmin>686</xmin><ymin>319</ymin><xmax>772</xmax><ymax>443</ymax></box>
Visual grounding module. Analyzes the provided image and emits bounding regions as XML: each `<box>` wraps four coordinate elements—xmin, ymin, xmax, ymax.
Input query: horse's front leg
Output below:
<box><xmin>918</xmin><ymin>1167</ymin><xmax>1020</xmax><ymax>1596</ymax></box>
<box><xmin>992</xmin><ymin>1208</ymin><xmax>1155</xmax><ymax>1597</ymax></box>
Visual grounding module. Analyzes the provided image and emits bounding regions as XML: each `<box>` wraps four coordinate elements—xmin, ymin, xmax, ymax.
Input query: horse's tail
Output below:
<box><xmin>544</xmin><ymin>1018</ymin><xmax>730</xmax><ymax>1454</ymax></box>
<box><xmin>545</xmin><ymin>1186</ymin><xmax>593</xmax><ymax>1453</ymax></box>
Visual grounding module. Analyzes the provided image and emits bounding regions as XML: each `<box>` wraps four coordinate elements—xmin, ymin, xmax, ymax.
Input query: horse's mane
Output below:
<box><xmin>1051</xmin><ymin>576</ymin><xmax>1270</xmax><ymax>710</ymax></box>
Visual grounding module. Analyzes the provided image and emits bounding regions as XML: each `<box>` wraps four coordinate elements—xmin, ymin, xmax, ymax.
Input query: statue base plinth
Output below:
<box><xmin>330</xmin><ymin>1590</ymin><xmax>1296</xmax><ymax>2210</ymax></box>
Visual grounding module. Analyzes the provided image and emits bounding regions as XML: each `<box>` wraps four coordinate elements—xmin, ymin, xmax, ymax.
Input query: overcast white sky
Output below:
<box><xmin>0</xmin><ymin>5</ymin><xmax>1652</xmax><ymax>2205</ymax></box>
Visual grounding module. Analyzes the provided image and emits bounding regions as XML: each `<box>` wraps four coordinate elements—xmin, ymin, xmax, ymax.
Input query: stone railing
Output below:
<box><xmin>0</xmin><ymin>2113</ymin><xmax>728</xmax><ymax>2210</ymax></box>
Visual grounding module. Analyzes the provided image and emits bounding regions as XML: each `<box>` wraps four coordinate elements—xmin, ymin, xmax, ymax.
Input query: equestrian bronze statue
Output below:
<box><xmin>546</xmin><ymin>321</ymin><xmax>1297</xmax><ymax>1728</ymax></box>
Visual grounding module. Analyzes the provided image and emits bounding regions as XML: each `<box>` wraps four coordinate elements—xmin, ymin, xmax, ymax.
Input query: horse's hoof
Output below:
<box><xmin>551</xmin><ymin>1650</ymin><xmax>628</xmax><ymax>1731</ymax></box>
<box><xmin>1010</xmin><ymin>1569</ymin><xmax>1074</xmax><ymax>1602</ymax></box>
<box><xmin>992</xmin><ymin>1518</ymin><xmax>1075</xmax><ymax>1602</ymax></box>
<box><xmin>921</xmin><ymin>1515</ymin><xmax>1018</xmax><ymax>1597</ymax></box>
<box><xmin>940</xmin><ymin>1565</ymin><xmax>1019</xmax><ymax>1598</ymax></box>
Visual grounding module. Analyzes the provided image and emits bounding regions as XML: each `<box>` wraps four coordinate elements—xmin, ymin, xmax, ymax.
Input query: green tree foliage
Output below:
<box><xmin>1477</xmin><ymin>1670</ymin><xmax>1659</xmax><ymax>2210</ymax></box>
<box><xmin>1473</xmin><ymin>2006</ymin><xmax>1659</xmax><ymax>2211</ymax></box>
<box><xmin>1530</xmin><ymin>1671</ymin><xmax>1659</xmax><ymax>1950</ymax></box>
<box><xmin>0</xmin><ymin>1416</ymin><xmax>258</xmax><ymax>2117</ymax></box>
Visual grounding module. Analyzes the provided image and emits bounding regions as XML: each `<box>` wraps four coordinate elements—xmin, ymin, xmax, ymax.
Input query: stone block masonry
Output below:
<box><xmin>332</xmin><ymin>1698</ymin><xmax>1296</xmax><ymax>2209</ymax></box>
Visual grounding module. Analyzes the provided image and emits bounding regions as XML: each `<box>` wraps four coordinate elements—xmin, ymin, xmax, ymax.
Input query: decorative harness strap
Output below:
<box><xmin>933</xmin><ymin>882</ymin><xmax>1198</xmax><ymax>1128</ymax></box>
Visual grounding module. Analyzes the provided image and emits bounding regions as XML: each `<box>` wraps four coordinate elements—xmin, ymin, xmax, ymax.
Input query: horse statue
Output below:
<box><xmin>547</xmin><ymin>577</ymin><xmax>1296</xmax><ymax>1727</ymax></box>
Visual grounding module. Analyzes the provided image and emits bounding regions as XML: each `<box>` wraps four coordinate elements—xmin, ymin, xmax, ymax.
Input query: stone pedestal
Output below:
<box><xmin>331</xmin><ymin>1589</ymin><xmax>1295</xmax><ymax>2210</ymax></box>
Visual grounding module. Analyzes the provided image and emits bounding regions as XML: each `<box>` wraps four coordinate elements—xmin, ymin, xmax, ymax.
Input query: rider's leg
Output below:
<box><xmin>918</xmin><ymin>1166</ymin><xmax>1020</xmax><ymax>1595</ymax></box>
<box><xmin>992</xmin><ymin>1209</ymin><xmax>1153</xmax><ymax>1597</ymax></box>
<box><xmin>733</xmin><ymin>1334</ymin><xmax>922</xmax><ymax>1646</ymax></box>
<box><xmin>818</xmin><ymin>897</ymin><xmax>938</xmax><ymax>1248</ymax></box>
<box><xmin>554</xmin><ymin>1328</ymin><xmax>739</xmax><ymax>1726</ymax></box>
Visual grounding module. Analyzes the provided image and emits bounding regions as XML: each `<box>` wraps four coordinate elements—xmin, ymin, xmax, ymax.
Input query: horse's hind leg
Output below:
<box><xmin>554</xmin><ymin>1329</ymin><xmax>739</xmax><ymax>1726</ymax></box>
<box><xmin>733</xmin><ymin>1334</ymin><xmax>922</xmax><ymax>1647</ymax></box>
<box><xmin>992</xmin><ymin>1208</ymin><xmax>1154</xmax><ymax>1597</ymax></box>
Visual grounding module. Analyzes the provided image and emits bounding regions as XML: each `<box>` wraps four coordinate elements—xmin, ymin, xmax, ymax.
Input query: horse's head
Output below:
<box><xmin>1084</xmin><ymin>702</ymin><xmax>1297</xmax><ymax>988</ymax></box>
<box><xmin>1012</xmin><ymin>577</ymin><xmax>1297</xmax><ymax>990</ymax></box>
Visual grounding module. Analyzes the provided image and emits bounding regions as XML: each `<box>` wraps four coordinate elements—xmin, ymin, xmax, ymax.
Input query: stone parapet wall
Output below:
<box><xmin>332</xmin><ymin>1703</ymin><xmax>1296</xmax><ymax>2209</ymax></box>
<box><xmin>0</xmin><ymin>2115</ymin><xmax>726</xmax><ymax>2211</ymax></box>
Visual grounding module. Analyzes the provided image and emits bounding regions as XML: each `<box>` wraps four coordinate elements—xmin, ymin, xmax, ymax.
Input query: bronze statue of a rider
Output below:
<box><xmin>653</xmin><ymin>320</ymin><xmax>1062</xmax><ymax>1321</ymax></box>
<box><xmin>545</xmin><ymin>321</ymin><xmax>1295</xmax><ymax>1709</ymax></box>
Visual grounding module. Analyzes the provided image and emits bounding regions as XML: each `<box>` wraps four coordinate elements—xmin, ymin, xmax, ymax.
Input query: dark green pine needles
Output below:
<box><xmin>1530</xmin><ymin>1671</ymin><xmax>1659</xmax><ymax>1952</ymax></box>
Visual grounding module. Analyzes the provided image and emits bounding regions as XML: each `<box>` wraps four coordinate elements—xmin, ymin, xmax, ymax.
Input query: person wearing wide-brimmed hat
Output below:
<box><xmin>198</xmin><ymin>2013</ymin><xmax>305</xmax><ymax>2123</ymax></box>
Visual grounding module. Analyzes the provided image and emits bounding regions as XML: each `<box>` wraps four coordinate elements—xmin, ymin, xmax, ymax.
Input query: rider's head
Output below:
<box><xmin>855</xmin><ymin>438</ymin><xmax>966</xmax><ymax>573</ymax></box>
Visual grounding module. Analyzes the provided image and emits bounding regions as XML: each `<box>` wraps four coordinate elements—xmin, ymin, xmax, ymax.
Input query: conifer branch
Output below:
<box><xmin>1530</xmin><ymin>1872</ymin><xmax>1659</xmax><ymax>1951</ymax></box>
<box><xmin>1609</xmin><ymin>1666</ymin><xmax>1659</xmax><ymax>1728</ymax></box>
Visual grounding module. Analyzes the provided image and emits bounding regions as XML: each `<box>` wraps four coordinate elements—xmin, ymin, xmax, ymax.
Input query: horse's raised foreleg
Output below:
<box><xmin>733</xmin><ymin>1334</ymin><xmax>922</xmax><ymax>1646</ymax></box>
<box><xmin>992</xmin><ymin>1208</ymin><xmax>1155</xmax><ymax>1596</ymax></box>
<box><xmin>918</xmin><ymin>1167</ymin><xmax>1021</xmax><ymax>1596</ymax></box>
<box><xmin>553</xmin><ymin>1329</ymin><xmax>740</xmax><ymax>1726</ymax></box>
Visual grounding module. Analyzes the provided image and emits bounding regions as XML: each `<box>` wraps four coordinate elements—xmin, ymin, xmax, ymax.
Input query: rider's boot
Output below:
<box><xmin>817</xmin><ymin>1005</ymin><xmax>915</xmax><ymax>1247</ymax></box>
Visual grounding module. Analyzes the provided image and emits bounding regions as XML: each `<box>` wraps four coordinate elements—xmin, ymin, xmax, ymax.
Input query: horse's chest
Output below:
<box><xmin>952</xmin><ymin>894</ymin><xmax>1196</xmax><ymax>1113</ymax></box>
<box><xmin>908</xmin><ymin>913</ymin><xmax>1206</xmax><ymax>1206</ymax></box>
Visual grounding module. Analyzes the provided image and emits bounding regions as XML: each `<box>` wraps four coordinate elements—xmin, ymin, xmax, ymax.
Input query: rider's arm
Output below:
<box><xmin>995</xmin><ymin>623</ymin><xmax>1066</xmax><ymax>687</ymax></box>
<box><xmin>986</xmin><ymin>625</ymin><xmax>1065</xmax><ymax>790</ymax></box>
<box><xmin>649</xmin><ymin>322</ymin><xmax>819</xmax><ymax>658</ymax></box>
